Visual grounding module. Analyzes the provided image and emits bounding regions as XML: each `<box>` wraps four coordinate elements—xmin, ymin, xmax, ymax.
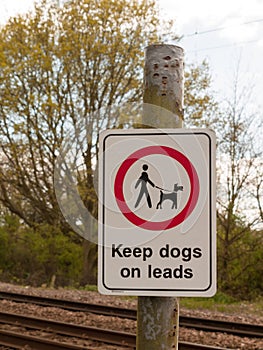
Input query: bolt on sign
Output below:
<box><xmin>98</xmin><ymin>129</ymin><xmax>216</xmax><ymax>297</ymax></box>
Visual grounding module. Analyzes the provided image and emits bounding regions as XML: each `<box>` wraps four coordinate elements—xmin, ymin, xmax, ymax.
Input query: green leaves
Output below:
<box><xmin>0</xmin><ymin>0</ymin><xmax>161</xmax><ymax>229</ymax></box>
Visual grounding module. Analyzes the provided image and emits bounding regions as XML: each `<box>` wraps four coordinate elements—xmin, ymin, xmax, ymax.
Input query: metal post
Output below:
<box><xmin>136</xmin><ymin>44</ymin><xmax>184</xmax><ymax>350</ymax></box>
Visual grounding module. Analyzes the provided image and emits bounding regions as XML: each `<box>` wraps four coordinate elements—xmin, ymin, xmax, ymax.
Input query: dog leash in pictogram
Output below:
<box><xmin>155</xmin><ymin>185</ymin><xmax>176</xmax><ymax>193</ymax></box>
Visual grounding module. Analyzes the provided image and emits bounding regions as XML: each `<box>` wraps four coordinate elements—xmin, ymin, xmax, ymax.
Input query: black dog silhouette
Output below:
<box><xmin>156</xmin><ymin>183</ymin><xmax>183</xmax><ymax>209</ymax></box>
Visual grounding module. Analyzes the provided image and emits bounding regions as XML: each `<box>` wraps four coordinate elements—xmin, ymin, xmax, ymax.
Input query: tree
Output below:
<box><xmin>0</xmin><ymin>0</ymin><xmax>163</xmax><ymax>284</ymax></box>
<box><xmin>0</xmin><ymin>0</ymin><xmax>159</xmax><ymax>230</ymax></box>
<box><xmin>183</xmin><ymin>58</ymin><xmax>263</xmax><ymax>298</ymax></box>
<box><xmin>0</xmin><ymin>0</ymin><xmax>217</xmax><ymax>228</ymax></box>
<box><xmin>216</xmin><ymin>67</ymin><xmax>263</xmax><ymax>297</ymax></box>
<box><xmin>184</xmin><ymin>60</ymin><xmax>218</xmax><ymax>128</ymax></box>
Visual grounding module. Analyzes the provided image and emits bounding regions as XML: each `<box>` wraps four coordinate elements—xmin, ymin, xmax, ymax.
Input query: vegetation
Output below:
<box><xmin>0</xmin><ymin>0</ymin><xmax>160</xmax><ymax>285</ymax></box>
<box><xmin>215</xmin><ymin>69</ymin><xmax>263</xmax><ymax>300</ymax></box>
<box><xmin>0</xmin><ymin>0</ymin><xmax>262</xmax><ymax>300</ymax></box>
<box><xmin>0</xmin><ymin>0</ymin><xmax>159</xmax><ymax>229</ymax></box>
<box><xmin>0</xmin><ymin>214</ymin><xmax>83</xmax><ymax>286</ymax></box>
<box><xmin>180</xmin><ymin>293</ymin><xmax>263</xmax><ymax>317</ymax></box>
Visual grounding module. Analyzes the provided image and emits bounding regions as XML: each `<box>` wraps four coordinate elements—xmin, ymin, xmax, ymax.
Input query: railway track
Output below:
<box><xmin>0</xmin><ymin>290</ymin><xmax>262</xmax><ymax>338</ymax></box>
<box><xmin>0</xmin><ymin>310</ymin><xmax>231</xmax><ymax>350</ymax></box>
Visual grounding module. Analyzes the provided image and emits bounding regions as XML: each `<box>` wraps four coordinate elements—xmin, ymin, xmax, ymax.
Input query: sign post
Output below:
<box><xmin>138</xmin><ymin>44</ymin><xmax>184</xmax><ymax>350</ymax></box>
<box><xmin>98</xmin><ymin>45</ymin><xmax>216</xmax><ymax>350</ymax></box>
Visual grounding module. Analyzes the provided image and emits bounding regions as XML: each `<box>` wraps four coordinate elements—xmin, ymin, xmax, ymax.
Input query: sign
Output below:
<box><xmin>98</xmin><ymin>129</ymin><xmax>216</xmax><ymax>296</ymax></box>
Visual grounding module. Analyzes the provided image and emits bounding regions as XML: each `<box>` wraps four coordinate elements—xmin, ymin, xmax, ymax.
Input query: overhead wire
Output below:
<box><xmin>187</xmin><ymin>39</ymin><xmax>261</xmax><ymax>53</ymax></box>
<box><xmin>178</xmin><ymin>17</ymin><xmax>263</xmax><ymax>53</ymax></box>
<box><xmin>184</xmin><ymin>18</ymin><xmax>263</xmax><ymax>38</ymax></box>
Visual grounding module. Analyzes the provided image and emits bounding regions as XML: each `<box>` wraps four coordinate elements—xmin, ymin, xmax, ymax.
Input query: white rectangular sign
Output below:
<box><xmin>98</xmin><ymin>129</ymin><xmax>216</xmax><ymax>296</ymax></box>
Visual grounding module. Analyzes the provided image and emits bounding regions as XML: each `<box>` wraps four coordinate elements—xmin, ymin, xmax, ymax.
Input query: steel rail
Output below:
<box><xmin>0</xmin><ymin>329</ymin><xmax>91</xmax><ymax>350</ymax></box>
<box><xmin>0</xmin><ymin>311</ymin><xmax>135</xmax><ymax>347</ymax></box>
<box><xmin>0</xmin><ymin>290</ymin><xmax>136</xmax><ymax>318</ymax></box>
<box><xmin>0</xmin><ymin>311</ymin><xmax>231</xmax><ymax>350</ymax></box>
<box><xmin>179</xmin><ymin>315</ymin><xmax>263</xmax><ymax>338</ymax></box>
<box><xmin>0</xmin><ymin>290</ymin><xmax>262</xmax><ymax>338</ymax></box>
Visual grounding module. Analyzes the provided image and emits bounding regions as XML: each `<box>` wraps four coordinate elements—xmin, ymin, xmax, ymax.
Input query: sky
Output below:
<box><xmin>158</xmin><ymin>0</ymin><xmax>263</xmax><ymax>109</ymax></box>
<box><xmin>0</xmin><ymin>0</ymin><xmax>263</xmax><ymax>109</ymax></box>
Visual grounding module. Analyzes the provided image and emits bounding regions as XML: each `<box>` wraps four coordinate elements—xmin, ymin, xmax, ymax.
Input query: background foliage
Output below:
<box><xmin>0</xmin><ymin>214</ymin><xmax>83</xmax><ymax>286</ymax></box>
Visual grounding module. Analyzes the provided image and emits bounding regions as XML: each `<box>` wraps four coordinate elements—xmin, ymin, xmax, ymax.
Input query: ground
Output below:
<box><xmin>0</xmin><ymin>283</ymin><xmax>262</xmax><ymax>349</ymax></box>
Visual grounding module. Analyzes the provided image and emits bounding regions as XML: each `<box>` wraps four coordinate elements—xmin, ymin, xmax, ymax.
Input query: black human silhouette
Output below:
<box><xmin>134</xmin><ymin>164</ymin><xmax>155</xmax><ymax>208</ymax></box>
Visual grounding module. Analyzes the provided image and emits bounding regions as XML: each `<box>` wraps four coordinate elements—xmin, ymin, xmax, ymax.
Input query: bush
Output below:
<box><xmin>217</xmin><ymin>225</ymin><xmax>263</xmax><ymax>300</ymax></box>
<box><xmin>0</xmin><ymin>216</ymin><xmax>83</xmax><ymax>287</ymax></box>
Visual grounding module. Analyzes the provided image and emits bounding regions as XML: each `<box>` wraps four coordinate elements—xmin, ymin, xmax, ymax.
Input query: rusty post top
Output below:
<box><xmin>145</xmin><ymin>43</ymin><xmax>184</xmax><ymax>53</ymax></box>
<box><xmin>144</xmin><ymin>44</ymin><xmax>184</xmax><ymax>66</ymax></box>
<box><xmin>143</xmin><ymin>43</ymin><xmax>184</xmax><ymax>124</ymax></box>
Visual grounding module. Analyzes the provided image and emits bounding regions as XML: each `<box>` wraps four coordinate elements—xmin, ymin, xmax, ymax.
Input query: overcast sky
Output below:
<box><xmin>0</xmin><ymin>0</ymin><xmax>262</xmax><ymax>108</ymax></box>
<box><xmin>159</xmin><ymin>0</ymin><xmax>263</xmax><ymax>107</ymax></box>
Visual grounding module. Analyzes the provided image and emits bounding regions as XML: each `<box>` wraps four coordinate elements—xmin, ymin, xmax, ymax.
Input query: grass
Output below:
<box><xmin>79</xmin><ymin>284</ymin><xmax>98</xmax><ymax>292</ymax></box>
<box><xmin>180</xmin><ymin>292</ymin><xmax>263</xmax><ymax>317</ymax></box>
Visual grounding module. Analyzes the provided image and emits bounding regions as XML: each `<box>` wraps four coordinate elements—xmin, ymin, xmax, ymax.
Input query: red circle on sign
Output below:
<box><xmin>114</xmin><ymin>146</ymin><xmax>199</xmax><ymax>231</ymax></box>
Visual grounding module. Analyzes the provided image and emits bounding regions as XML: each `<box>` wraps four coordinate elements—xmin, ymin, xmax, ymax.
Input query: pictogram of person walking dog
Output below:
<box><xmin>134</xmin><ymin>164</ymin><xmax>183</xmax><ymax>210</ymax></box>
